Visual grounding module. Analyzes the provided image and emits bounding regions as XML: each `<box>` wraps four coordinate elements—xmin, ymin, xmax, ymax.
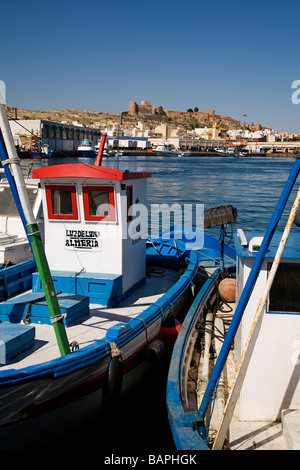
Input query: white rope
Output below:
<box><xmin>2</xmin><ymin>157</ymin><xmax>20</xmax><ymax>166</ymax></box>
<box><xmin>109</xmin><ymin>341</ymin><xmax>122</xmax><ymax>357</ymax></box>
<box><xmin>50</xmin><ymin>313</ymin><xmax>67</xmax><ymax>324</ymax></box>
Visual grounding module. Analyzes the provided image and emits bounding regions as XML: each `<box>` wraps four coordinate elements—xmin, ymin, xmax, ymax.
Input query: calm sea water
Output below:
<box><xmin>34</xmin><ymin>153</ymin><xmax>300</xmax><ymax>240</ymax></box>
<box><xmin>20</xmin><ymin>154</ymin><xmax>299</xmax><ymax>452</ymax></box>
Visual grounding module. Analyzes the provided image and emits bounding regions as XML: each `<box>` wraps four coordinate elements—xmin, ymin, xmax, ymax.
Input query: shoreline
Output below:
<box><xmin>16</xmin><ymin>150</ymin><xmax>298</xmax><ymax>159</ymax></box>
<box><xmin>14</xmin><ymin>149</ymin><xmax>298</xmax><ymax>160</ymax></box>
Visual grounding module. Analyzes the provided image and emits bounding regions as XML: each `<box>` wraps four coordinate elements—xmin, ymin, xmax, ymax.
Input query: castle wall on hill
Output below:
<box><xmin>165</xmin><ymin>109</ymin><xmax>216</xmax><ymax>120</ymax></box>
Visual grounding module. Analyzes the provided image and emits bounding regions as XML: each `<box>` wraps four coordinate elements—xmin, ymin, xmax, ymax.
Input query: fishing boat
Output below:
<box><xmin>178</xmin><ymin>151</ymin><xmax>193</xmax><ymax>157</ymax></box>
<box><xmin>167</xmin><ymin>158</ymin><xmax>300</xmax><ymax>450</ymax></box>
<box><xmin>77</xmin><ymin>140</ymin><xmax>97</xmax><ymax>157</ymax></box>
<box><xmin>153</xmin><ymin>144</ymin><xmax>179</xmax><ymax>157</ymax></box>
<box><xmin>95</xmin><ymin>138</ymin><xmax>114</xmax><ymax>157</ymax></box>
<box><xmin>215</xmin><ymin>148</ymin><xmax>238</xmax><ymax>157</ymax></box>
<box><xmin>0</xmin><ymin>103</ymin><xmax>238</xmax><ymax>449</ymax></box>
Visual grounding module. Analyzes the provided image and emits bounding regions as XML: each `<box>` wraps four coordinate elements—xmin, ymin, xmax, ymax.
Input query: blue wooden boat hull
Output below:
<box><xmin>0</xmin><ymin>238</ymin><xmax>191</xmax><ymax>446</ymax></box>
<box><xmin>166</xmin><ymin>240</ymin><xmax>236</xmax><ymax>450</ymax></box>
<box><xmin>0</xmin><ymin>231</ymin><xmax>235</xmax><ymax>448</ymax></box>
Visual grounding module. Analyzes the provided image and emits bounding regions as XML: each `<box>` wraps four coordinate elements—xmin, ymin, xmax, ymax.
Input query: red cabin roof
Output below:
<box><xmin>32</xmin><ymin>164</ymin><xmax>151</xmax><ymax>181</ymax></box>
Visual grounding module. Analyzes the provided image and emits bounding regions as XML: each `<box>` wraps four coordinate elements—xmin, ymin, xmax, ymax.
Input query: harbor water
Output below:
<box><xmin>32</xmin><ymin>153</ymin><xmax>300</xmax><ymax>238</ymax></box>
<box><xmin>16</xmin><ymin>155</ymin><xmax>300</xmax><ymax>452</ymax></box>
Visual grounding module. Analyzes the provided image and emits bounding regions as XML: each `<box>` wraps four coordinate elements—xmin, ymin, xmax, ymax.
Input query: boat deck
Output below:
<box><xmin>228</xmin><ymin>417</ymin><xmax>287</xmax><ymax>450</ymax></box>
<box><xmin>0</xmin><ymin>267</ymin><xmax>179</xmax><ymax>370</ymax></box>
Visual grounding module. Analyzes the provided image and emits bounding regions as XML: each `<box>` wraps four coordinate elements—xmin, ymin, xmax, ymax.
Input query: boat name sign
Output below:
<box><xmin>65</xmin><ymin>229</ymin><xmax>101</xmax><ymax>251</ymax></box>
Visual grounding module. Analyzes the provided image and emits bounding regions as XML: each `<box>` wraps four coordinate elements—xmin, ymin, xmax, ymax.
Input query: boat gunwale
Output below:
<box><xmin>166</xmin><ymin>266</ymin><xmax>229</xmax><ymax>450</ymax></box>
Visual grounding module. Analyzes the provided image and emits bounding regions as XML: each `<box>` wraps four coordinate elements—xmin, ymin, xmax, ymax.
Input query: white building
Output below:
<box><xmin>107</xmin><ymin>136</ymin><xmax>150</xmax><ymax>150</ymax></box>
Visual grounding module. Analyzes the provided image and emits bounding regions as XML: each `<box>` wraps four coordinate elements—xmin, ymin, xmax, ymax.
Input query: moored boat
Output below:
<box><xmin>77</xmin><ymin>140</ymin><xmax>97</xmax><ymax>157</ymax></box>
<box><xmin>153</xmin><ymin>144</ymin><xmax>179</xmax><ymax>157</ymax></box>
<box><xmin>0</xmin><ymin>111</ymin><xmax>237</xmax><ymax>449</ymax></box>
<box><xmin>166</xmin><ymin>159</ymin><xmax>300</xmax><ymax>450</ymax></box>
<box><xmin>95</xmin><ymin>138</ymin><xmax>114</xmax><ymax>157</ymax></box>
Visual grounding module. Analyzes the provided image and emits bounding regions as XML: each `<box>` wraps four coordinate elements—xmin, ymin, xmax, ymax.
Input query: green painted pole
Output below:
<box><xmin>27</xmin><ymin>223</ymin><xmax>70</xmax><ymax>356</ymax></box>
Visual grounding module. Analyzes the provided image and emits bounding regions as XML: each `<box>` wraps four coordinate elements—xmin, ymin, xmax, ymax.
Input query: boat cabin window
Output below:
<box><xmin>83</xmin><ymin>186</ymin><xmax>115</xmax><ymax>221</ymax></box>
<box><xmin>0</xmin><ymin>186</ymin><xmax>38</xmax><ymax>216</ymax></box>
<box><xmin>268</xmin><ymin>262</ymin><xmax>300</xmax><ymax>314</ymax></box>
<box><xmin>46</xmin><ymin>185</ymin><xmax>78</xmax><ymax>220</ymax></box>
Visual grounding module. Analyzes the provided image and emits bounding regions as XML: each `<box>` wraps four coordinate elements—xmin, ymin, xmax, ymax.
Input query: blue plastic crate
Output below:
<box><xmin>0</xmin><ymin>292</ymin><xmax>89</xmax><ymax>326</ymax></box>
<box><xmin>32</xmin><ymin>271</ymin><xmax>122</xmax><ymax>305</ymax></box>
<box><xmin>0</xmin><ymin>322</ymin><xmax>35</xmax><ymax>365</ymax></box>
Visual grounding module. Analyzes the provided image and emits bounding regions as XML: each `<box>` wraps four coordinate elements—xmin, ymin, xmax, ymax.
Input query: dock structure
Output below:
<box><xmin>8</xmin><ymin>119</ymin><xmax>101</xmax><ymax>153</ymax></box>
<box><xmin>246</xmin><ymin>140</ymin><xmax>300</xmax><ymax>154</ymax></box>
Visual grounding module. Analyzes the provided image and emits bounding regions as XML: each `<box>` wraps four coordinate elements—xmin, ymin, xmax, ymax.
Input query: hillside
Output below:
<box><xmin>5</xmin><ymin>106</ymin><xmax>119</xmax><ymax>127</ymax></box>
<box><xmin>4</xmin><ymin>105</ymin><xmax>258</xmax><ymax>132</ymax></box>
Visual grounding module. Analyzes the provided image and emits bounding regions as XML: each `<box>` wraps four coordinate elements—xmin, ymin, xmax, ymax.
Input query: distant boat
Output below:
<box><xmin>153</xmin><ymin>144</ymin><xmax>179</xmax><ymax>157</ymax></box>
<box><xmin>215</xmin><ymin>148</ymin><xmax>247</xmax><ymax>157</ymax></box>
<box><xmin>77</xmin><ymin>140</ymin><xmax>97</xmax><ymax>157</ymax></box>
<box><xmin>214</xmin><ymin>148</ymin><xmax>237</xmax><ymax>157</ymax></box>
<box><xmin>178</xmin><ymin>151</ymin><xmax>193</xmax><ymax>157</ymax></box>
<box><xmin>31</xmin><ymin>144</ymin><xmax>52</xmax><ymax>159</ymax></box>
<box><xmin>95</xmin><ymin>139</ymin><xmax>114</xmax><ymax>157</ymax></box>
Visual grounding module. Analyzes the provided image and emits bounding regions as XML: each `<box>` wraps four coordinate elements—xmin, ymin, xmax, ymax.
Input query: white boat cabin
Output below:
<box><xmin>234</xmin><ymin>229</ymin><xmax>300</xmax><ymax>421</ymax></box>
<box><xmin>32</xmin><ymin>163</ymin><xmax>151</xmax><ymax>306</ymax></box>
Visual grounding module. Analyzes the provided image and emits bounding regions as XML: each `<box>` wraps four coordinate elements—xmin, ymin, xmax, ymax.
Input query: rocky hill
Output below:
<box><xmin>5</xmin><ymin>106</ymin><xmax>119</xmax><ymax>127</ymax></box>
<box><xmin>5</xmin><ymin>105</ymin><xmax>259</xmax><ymax>131</ymax></box>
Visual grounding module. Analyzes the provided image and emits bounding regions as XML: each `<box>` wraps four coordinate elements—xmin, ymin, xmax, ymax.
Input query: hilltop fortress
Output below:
<box><xmin>129</xmin><ymin>100</ymin><xmax>165</xmax><ymax>117</ymax></box>
<box><xmin>128</xmin><ymin>100</ymin><xmax>260</xmax><ymax>130</ymax></box>
<box><xmin>129</xmin><ymin>99</ymin><xmax>216</xmax><ymax>121</ymax></box>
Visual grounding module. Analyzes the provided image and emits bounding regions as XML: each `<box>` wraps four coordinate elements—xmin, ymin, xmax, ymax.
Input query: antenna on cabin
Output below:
<box><xmin>95</xmin><ymin>133</ymin><xmax>107</xmax><ymax>167</ymax></box>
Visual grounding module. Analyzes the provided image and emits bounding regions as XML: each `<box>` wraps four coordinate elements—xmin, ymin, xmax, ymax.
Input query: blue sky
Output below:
<box><xmin>1</xmin><ymin>0</ymin><xmax>299</xmax><ymax>132</ymax></box>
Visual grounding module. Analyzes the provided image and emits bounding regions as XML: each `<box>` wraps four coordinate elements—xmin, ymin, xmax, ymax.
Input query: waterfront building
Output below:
<box><xmin>9</xmin><ymin>119</ymin><xmax>101</xmax><ymax>153</ymax></box>
<box><xmin>106</xmin><ymin>135</ymin><xmax>150</xmax><ymax>150</ymax></box>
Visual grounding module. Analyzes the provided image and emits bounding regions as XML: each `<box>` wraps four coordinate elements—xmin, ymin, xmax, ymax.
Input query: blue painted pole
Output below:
<box><xmin>198</xmin><ymin>157</ymin><xmax>300</xmax><ymax>440</ymax></box>
<box><xmin>220</xmin><ymin>225</ymin><xmax>225</xmax><ymax>271</ymax></box>
<box><xmin>0</xmin><ymin>132</ymin><xmax>32</xmax><ymax>250</ymax></box>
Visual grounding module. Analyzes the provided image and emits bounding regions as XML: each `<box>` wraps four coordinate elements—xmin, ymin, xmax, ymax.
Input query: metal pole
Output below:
<box><xmin>212</xmin><ymin>184</ymin><xmax>300</xmax><ymax>449</ymax></box>
<box><xmin>220</xmin><ymin>225</ymin><xmax>225</xmax><ymax>272</ymax></box>
<box><xmin>198</xmin><ymin>158</ymin><xmax>300</xmax><ymax>441</ymax></box>
<box><xmin>0</xmin><ymin>130</ymin><xmax>32</xmax><ymax>251</ymax></box>
<box><xmin>0</xmin><ymin>98</ymin><xmax>70</xmax><ymax>356</ymax></box>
